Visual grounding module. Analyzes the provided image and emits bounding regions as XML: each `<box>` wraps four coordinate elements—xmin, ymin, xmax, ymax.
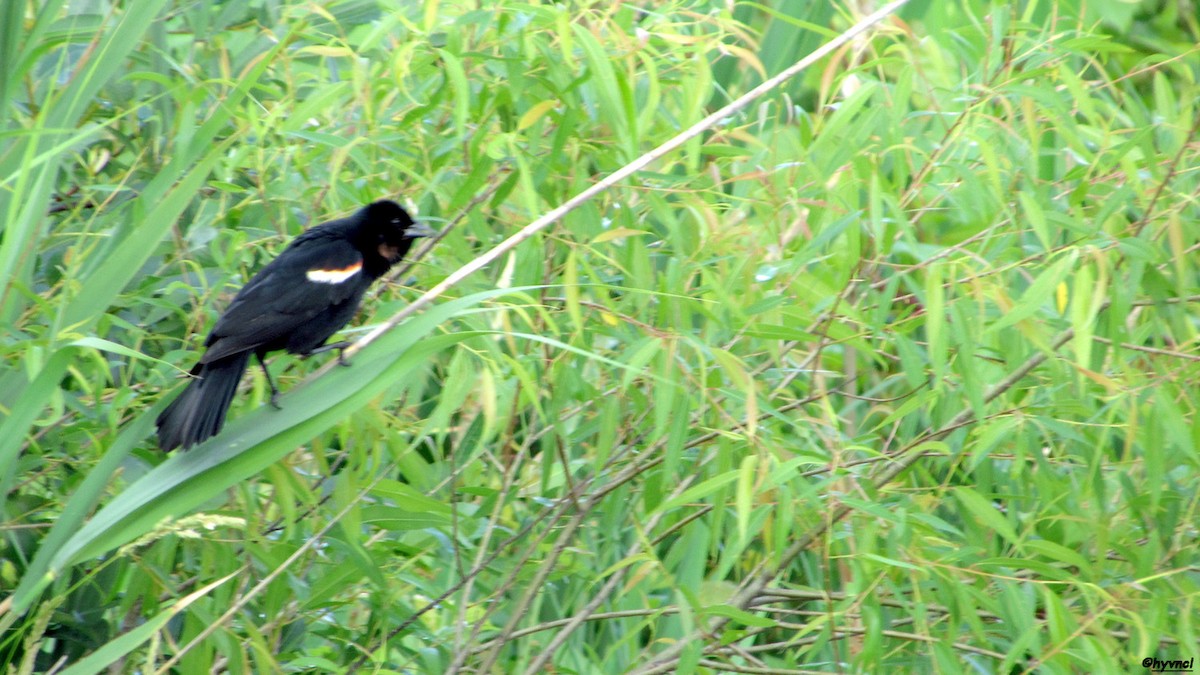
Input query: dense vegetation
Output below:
<box><xmin>1</xmin><ymin>0</ymin><xmax>1197</xmax><ymax>672</ymax></box>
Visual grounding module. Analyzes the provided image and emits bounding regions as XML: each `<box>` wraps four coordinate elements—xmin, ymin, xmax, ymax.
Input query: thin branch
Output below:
<box><xmin>1129</xmin><ymin>112</ymin><xmax>1200</xmax><ymax>239</ymax></box>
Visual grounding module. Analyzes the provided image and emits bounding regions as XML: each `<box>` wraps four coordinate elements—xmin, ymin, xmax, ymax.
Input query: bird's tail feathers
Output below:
<box><xmin>156</xmin><ymin>352</ymin><xmax>251</xmax><ymax>451</ymax></box>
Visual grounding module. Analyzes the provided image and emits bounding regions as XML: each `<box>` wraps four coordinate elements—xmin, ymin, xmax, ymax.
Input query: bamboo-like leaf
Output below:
<box><xmin>985</xmin><ymin>253</ymin><xmax>1077</xmax><ymax>335</ymax></box>
<box><xmin>954</xmin><ymin>487</ymin><xmax>1018</xmax><ymax>546</ymax></box>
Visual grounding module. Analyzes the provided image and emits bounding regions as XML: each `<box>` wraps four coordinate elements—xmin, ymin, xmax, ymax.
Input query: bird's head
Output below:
<box><xmin>361</xmin><ymin>199</ymin><xmax>435</xmax><ymax>262</ymax></box>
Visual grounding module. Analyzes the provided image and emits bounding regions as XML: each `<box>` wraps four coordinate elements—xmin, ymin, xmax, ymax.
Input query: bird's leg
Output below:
<box><xmin>256</xmin><ymin>353</ymin><xmax>283</xmax><ymax>409</ymax></box>
<box><xmin>301</xmin><ymin>340</ymin><xmax>352</xmax><ymax>366</ymax></box>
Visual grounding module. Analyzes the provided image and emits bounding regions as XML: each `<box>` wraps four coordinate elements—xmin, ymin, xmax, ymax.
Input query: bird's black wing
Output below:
<box><xmin>199</xmin><ymin>232</ymin><xmax>367</xmax><ymax>363</ymax></box>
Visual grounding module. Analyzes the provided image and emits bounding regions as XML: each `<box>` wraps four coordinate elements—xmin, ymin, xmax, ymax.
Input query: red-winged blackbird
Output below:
<box><xmin>156</xmin><ymin>199</ymin><xmax>433</xmax><ymax>451</ymax></box>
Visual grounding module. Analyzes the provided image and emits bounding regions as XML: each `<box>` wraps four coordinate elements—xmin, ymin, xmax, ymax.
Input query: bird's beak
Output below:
<box><xmin>404</xmin><ymin>222</ymin><xmax>437</xmax><ymax>238</ymax></box>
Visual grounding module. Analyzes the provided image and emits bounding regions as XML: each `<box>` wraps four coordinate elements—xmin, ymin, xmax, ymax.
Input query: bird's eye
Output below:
<box><xmin>391</xmin><ymin>218</ymin><xmax>401</xmax><ymax>224</ymax></box>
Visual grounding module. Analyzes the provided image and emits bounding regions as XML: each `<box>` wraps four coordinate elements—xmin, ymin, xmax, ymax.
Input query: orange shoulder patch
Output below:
<box><xmin>305</xmin><ymin>262</ymin><xmax>362</xmax><ymax>284</ymax></box>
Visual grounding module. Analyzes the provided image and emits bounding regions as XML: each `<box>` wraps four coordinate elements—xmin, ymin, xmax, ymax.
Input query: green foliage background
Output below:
<box><xmin>1</xmin><ymin>0</ymin><xmax>1197</xmax><ymax>672</ymax></box>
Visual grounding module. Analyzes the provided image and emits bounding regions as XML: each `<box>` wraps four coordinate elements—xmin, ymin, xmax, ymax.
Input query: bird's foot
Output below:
<box><xmin>301</xmin><ymin>340</ymin><xmax>352</xmax><ymax>366</ymax></box>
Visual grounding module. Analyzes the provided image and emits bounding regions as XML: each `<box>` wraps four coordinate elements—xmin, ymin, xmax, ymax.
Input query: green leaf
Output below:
<box><xmin>954</xmin><ymin>487</ymin><xmax>1019</xmax><ymax>546</ymax></box>
<box><xmin>985</xmin><ymin>252</ymin><xmax>1077</xmax><ymax>335</ymax></box>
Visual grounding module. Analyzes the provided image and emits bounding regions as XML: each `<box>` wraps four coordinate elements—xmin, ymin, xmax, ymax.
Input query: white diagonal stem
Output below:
<box><xmin>333</xmin><ymin>0</ymin><xmax>910</xmax><ymax>365</ymax></box>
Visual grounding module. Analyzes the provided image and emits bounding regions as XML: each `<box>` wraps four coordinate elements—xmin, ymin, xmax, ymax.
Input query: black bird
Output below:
<box><xmin>156</xmin><ymin>199</ymin><xmax>433</xmax><ymax>451</ymax></box>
